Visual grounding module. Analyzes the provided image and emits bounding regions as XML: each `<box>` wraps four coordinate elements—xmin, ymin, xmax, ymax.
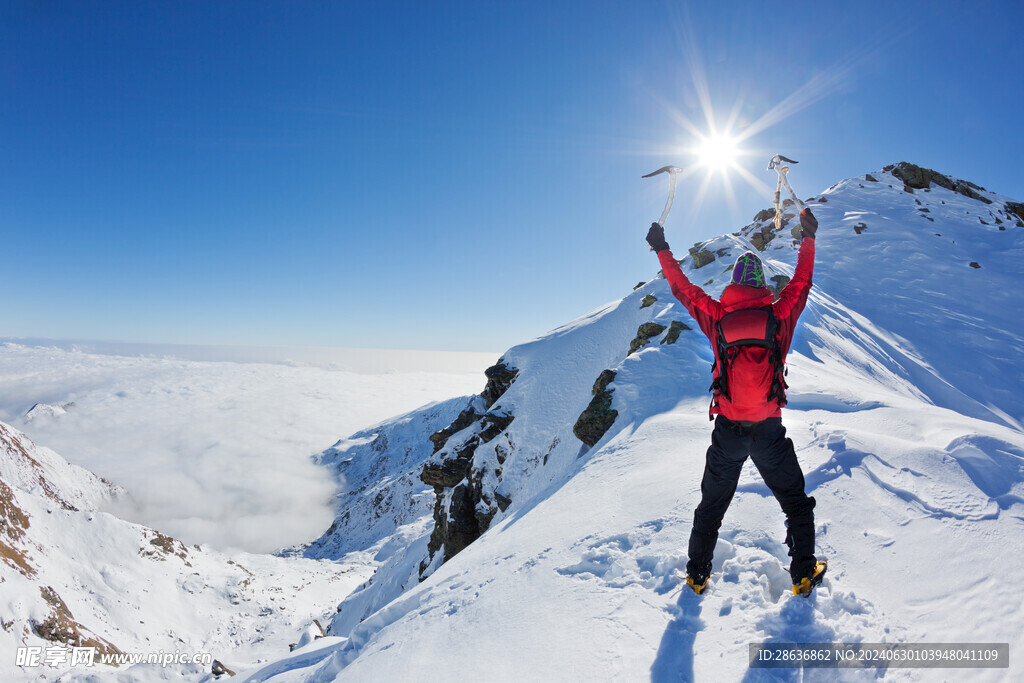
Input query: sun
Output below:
<box><xmin>696</xmin><ymin>133</ymin><xmax>739</xmax><ymax>171</ymax></box>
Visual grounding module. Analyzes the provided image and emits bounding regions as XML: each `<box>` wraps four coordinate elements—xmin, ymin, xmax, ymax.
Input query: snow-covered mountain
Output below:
<box><xmin>0</xmin><ymin>420</ymin><xmax>374</xmax><ymax>680</ymax></box>
<box><xmin>241</xmin><ymin>162</ymin><xmax>1024</xmax><ymax>682</ymax></box>
<box><xmin>3</xmin><ymin>162</ymin><xmax>1023</xmax><ymax>682</ymax></box>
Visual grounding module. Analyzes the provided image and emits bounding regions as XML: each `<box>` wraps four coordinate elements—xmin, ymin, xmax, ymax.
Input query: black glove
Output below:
<box><xmin>800</xmin><ymin>209</ymin><xmax>818</xmax><ymax>239</ymax></box>
<box><xmin>646</xmin><ymin>222</ymin><xmax>670</xmax><ymax>252</ymax></box>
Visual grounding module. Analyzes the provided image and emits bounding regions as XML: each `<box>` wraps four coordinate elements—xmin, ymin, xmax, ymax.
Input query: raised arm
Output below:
<box><xmin>647</xmin><ymin>223</ymin><xmax>722</xmax><ymax>336</ymax></box>
<box><xmin>774</xmin><ymin>209</ymin><xmax>817</xmax><ymax>321</ymax></box>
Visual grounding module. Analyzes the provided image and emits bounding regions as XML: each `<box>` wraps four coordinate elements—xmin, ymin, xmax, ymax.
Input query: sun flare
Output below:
<box><xmin>696</xmin><ymin>134</ymin><xmax>739</xmax><ymax>170</ymax></box>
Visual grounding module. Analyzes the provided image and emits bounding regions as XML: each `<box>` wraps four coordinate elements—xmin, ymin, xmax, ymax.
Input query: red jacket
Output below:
<box><xmin>657</xmin><ymin>238</ymin><xmax>815</xmax><ymax>421</ymax></box>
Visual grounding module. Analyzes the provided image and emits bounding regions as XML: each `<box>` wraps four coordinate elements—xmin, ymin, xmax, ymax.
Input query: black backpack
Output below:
<box><xmin>709</xmin><ymin>307</ymin><xmax>788</xmax><ymax>410</ymax></box>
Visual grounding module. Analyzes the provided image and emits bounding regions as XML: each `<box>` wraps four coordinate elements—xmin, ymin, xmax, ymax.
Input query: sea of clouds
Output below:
<box><xmin>0</xmin><ymin>341</ymin><xmax>494</xmax><ymax>553</ymax></box>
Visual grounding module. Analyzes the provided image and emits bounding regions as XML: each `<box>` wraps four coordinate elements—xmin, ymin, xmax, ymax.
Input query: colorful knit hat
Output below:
<box><xmin>731</xmin><ymin>251</ymin><xmax>767</xmax><ymax>288</ymax></box>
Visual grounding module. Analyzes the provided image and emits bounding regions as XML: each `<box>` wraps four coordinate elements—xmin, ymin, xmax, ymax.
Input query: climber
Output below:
<box><xmin>645</xmin><ymin>208</ymin><xmax>827</xmax><ymax>597</ymax></box>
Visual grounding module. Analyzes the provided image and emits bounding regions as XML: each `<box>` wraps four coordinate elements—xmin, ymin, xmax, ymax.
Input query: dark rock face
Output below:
<box><xmin>661</xmin><ymin>320</ymin><xmax>691</xmax><ymax>345</ymax></box>
<box><xmin>420</xmin><ymin>361</ymin><xmax>520</xmax><ymax>571</ymax></box>
<box><xmin>854</xmin><ymin>223</ymin><xmax>868</xmax><ymax>235</ymax></box>
<box><xmin>864</xmin><ymin>174</ymin><xmax>878</xmax><ymax>182</ymax></box>
<box><xmin>640</xmin><ymin>294</ymin><xmax>658</xmax><ymax>309</ymax></box>
<box><xmin>884</xmin><ymin>162</ymin><xmax>992</xmax><ymax>204</ymax></box>
<box><xmin>629</xmin><ymin>322</ymin><xmax>668</xmax><ymax>355</ymax></box>
<box><xmin>886</xmin><ymin>162</ymin><xmax>954</xmax><ymax>191</ymax></box>
<box><xmin>429</xmin><ymin>407</ymin><xmax>479</xmax><ymax>453</ymax></box>
<box><xmin>751</xmin><ymin>229</ymin><xmax>776</xmax><ymax>251</ymax></box>
<box><xmin>1006</xmin><ymin>202</ymin><xmax>1024</xmax><ymax>222</ymax></box>
<box><xmin>442</xmin><ymin>483</ymin><xmax>479</xmax><ymax>560</ymax></box>
<box><xmin>482</xmin><ymin>362</ymin><xmax>519</xmax><ymax>408</ymax></box>
<box><xmin>573</xmin><ymin>370</ymin><xmax>618</xmax><ymax>447</ymax></box>
<box><xmin>770</xmin><ymin>275</ymin><xmax>791</xmax><ymax>300</ymax></box>
<box><xmin>754</xmin><ymin>208</ymin><xmax>776</xmax><ymax>223</ymax></box>
<box><xmin>212</xmin><ymin>660</ymin><xmax>236</xmax><ymax>677</ymax></box>
<box><xmin>970</xmin><ymin>262</ymin><xmax>982</xmax><ymax>269</ymax></box>
<box><xmin>691</xmin><ymin>249</ymin><xmax>716</xmax><ymax>268</ymax></box>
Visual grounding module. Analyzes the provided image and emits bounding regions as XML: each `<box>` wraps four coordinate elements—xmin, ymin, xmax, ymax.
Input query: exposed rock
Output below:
<box><xmin>885</xmin><ymin>162</ymin><xmax>993</xmax><ymax>204</ymax></box>
<box><xmin>640</xmin><ymin>294</ymin><xmax>657</xmax><ymax>309</ymax></box>
<box><xmin>0</xmin><ymin>480</ymin><xmax>33</xmax><ymax>577</ymax></box>
<box><xmin>864</xmin><ymin>174</ymin><xmax>878</xmax><ymax>182</ymax></box>
<box><xmin>212</xmin><ymin>660</ymin><xmax>237</xmax><ymax>677</ymax></box>
<box><xmin>954</xmin><ymin>181</ymin><xmax>992</xmax><ymax>204</ymax></box>
<box><xmin>478</xmin><ymin>413</ymin><xmax>515</xmax><ymax>443</ymax></box>
<box><xmin>573</xmin><ymin>370</ymin><xmax>618</xmax><ymax>447</ymax></box>
<box><xmin>33</xmin><ymin>586</ymin><xmax>121</xmax><ymax>655</ymax></box>
<box><xmin>1006</xmin><ymin>202</ymin><xmax>1024</xmax><ymax>221</ymax></box>
<box><xmin>633</xmin><ymin>281</ymin><xmax>646</xmax><ymax>290</ymax></box>
<box><xmin>429</xmin><ymin>406</ymin><xmax>479</xmax><ymax>452</ymax></box>
<box><xmin>421</xmin><ymin>450</ymin><xmax>474</xmax><ymax>490</ymax></box>
<box><xmin>443</xmin><ymin>483</ymin><xmax>479</xmax><ymax>560</ymax></box>
<box><xmin>690</xmin><ymin>249</ymin><xmax>715</xmax><ymax>268</ymax></box>
<box><xmin>629</xmin><ymin>322</ymin><xmax>668</xmax><ymax>355</ymax></box>
<box><xmin>817</xmin><ymin>196</ymin><xmax>828</xmax><ymax>202</ymax></box>
<box><xmin>886</xmin><ymin>161</ymin><xmax>954</xmax><ymax>191</ymax></box>
<box><xmin>660</xmin><ymin>320</ymin><xmax>691</xmax><ymax>345</ymax></box>
<box><xmin>143</xmin><ymin>531</ymin><xmax>189</xmax><ymax>562</ymax></box>
<box><xmin>482</xmin><ymin>362</ymin><xmax>518</xmax><ymax>408</ymax></box>
<box><xmin>854</xmin><ymin>223</ymin><xmax>868</xmax><ymax>235</ymax></box>
<box><xmin>494</xmin><ymin>491</ymin><xmax>512</xmax><ymax>512</ymax></box>
<box><xmin>753</xmin><ymin>208</ymin><xmax>776</xmax><ymax>223</ymax></box>
<box><xmin>970</xmin><ymin>262</ymin><xmax>982</xmax><ymax>269</ymax></box>
<box><xmin>751</xmin><ymin>230</ymin><xmax>776</xmax><ymax>251</ymax></box>
<box><xmin>770</xmin><ymin>275</ymin><xmax>791</xmax><ymax>299</ymax></box>
<box><xmin>422</xmin><ymin>404</ymin><xmax>515</xmax><ymax>568</ymax></box>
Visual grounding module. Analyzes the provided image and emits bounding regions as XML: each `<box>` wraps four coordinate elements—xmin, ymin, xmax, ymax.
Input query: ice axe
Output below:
<box><xmin>642</xmin><ymin>165</ymin><xmax>684</xmax><ymax>250</ymax></box>
<box><xmin>768</xmin><ymin>154</ymin><xmax>806</xmax><ymax>230</ymax></box>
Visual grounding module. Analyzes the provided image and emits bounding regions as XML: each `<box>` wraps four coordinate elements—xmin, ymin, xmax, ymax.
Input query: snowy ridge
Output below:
<box><xmin>241</xmin><ymin>163</ymin><xmax>1024</xmax><ymax>682</ymax></box>
<box><xmin>0</xmin><ymin>421</ymin><xmax>373</xmax><ymax>681</ymax></box>
<box><xmin>303</xmin><ymin>396</ymin><xmax>471</xmax><ymax>560</ymax></box>
<box><xmin>0</xmin><ymin>421</ymin><xmax>119</xmax><ymax>513</ymax></box>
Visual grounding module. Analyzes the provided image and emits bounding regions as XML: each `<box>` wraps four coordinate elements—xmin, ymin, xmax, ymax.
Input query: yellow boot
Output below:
<box><xmin>792</xmin><ymin>561</ymin><xmax>828</xmax><ymax>597</ymax></box>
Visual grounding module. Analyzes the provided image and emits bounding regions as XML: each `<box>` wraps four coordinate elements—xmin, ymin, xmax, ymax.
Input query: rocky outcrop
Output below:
<box><xmin>1005</xmin><ymin>201</ymin><xmax>1024</xmax><ymax>224</ymax></box>
<box><xmin>689</xmin><ymin>247</ymin><xmax>716</xmax><ymax>268</ymax></box>
<box><xmin>573</xmin><ymin>370</ymin><xmax>618</xmax><ymax>447</ymax></box>
<box><xmin>629</xmin><ymin>322</ymin><xmax>667</xmax><ymax>355</ymax></box>
<box><xmin>660</xmin><ymin>320</ymin><xmax>691</xmax><ymax>345</ymax></box>
<box><xmin>212</xmin><ymin>660</ymin><xmax>236</xmax><ymax>677</ymax></box>
<box><xmin>640</xmin><ymin>294</ymin><xmax>657</xmax><ymax>309</ymax></box>
<box><xmin>884</xmin><ymin>162</ymin><xmax>992</xmax><ymax>204</ymax></box>
<box><xmin>33</xmin><ymin>585</ymin><xmax>122</xmax><ymax>656</ymax></box>
<box><xmin>751</xmin><ymin>229</ymin><xmax>776</xmax><ymax>251</ymax></box>
<box><xmin>421</xmin><ymin>362</ymin><xmax>519</xmax><ymax>571</ymax></box>
<box><xmin>770</xmin><ymin>275</ymin><xmax>791</xmax><ymax>300</ymax></box>
<box><xmin>482</xmin><ymin>363</ymin><xmax>518</xmax><ymax>408</ymax></box>
<box><xmin>0</xmin><ymin>479</ymin><xmax>33</xmax><ymax>577</ymax></box>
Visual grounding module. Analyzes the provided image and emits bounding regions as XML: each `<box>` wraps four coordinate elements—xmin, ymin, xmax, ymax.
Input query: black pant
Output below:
<box><xmin>686</xmin><ymin>416</ymin><xmax>816</xmax><ymax>583</ymax></box>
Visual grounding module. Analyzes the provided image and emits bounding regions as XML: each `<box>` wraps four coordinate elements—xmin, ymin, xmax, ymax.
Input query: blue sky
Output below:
<box><xmin>2</xmin><ymin>1</ymin><xmax>1021</xmax><ymax>352</ymax></box>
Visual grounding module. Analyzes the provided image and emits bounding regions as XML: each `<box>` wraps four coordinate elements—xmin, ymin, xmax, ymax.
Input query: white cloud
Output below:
<box><xmin>0</xmin><ymin>343</ymin><xmax>492</xmax><ymax>553</ymax></box>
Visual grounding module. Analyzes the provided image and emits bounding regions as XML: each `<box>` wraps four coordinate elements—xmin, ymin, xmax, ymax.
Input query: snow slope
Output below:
<box><xmin>239</xmin><ymin>164</ymin><xmax>1024</xmax><ymax>682</ymax></box>
<box><xmin>0</xmin><ymin>420</ymin><xmax>374</xmax><ymax>681</ymax></box>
